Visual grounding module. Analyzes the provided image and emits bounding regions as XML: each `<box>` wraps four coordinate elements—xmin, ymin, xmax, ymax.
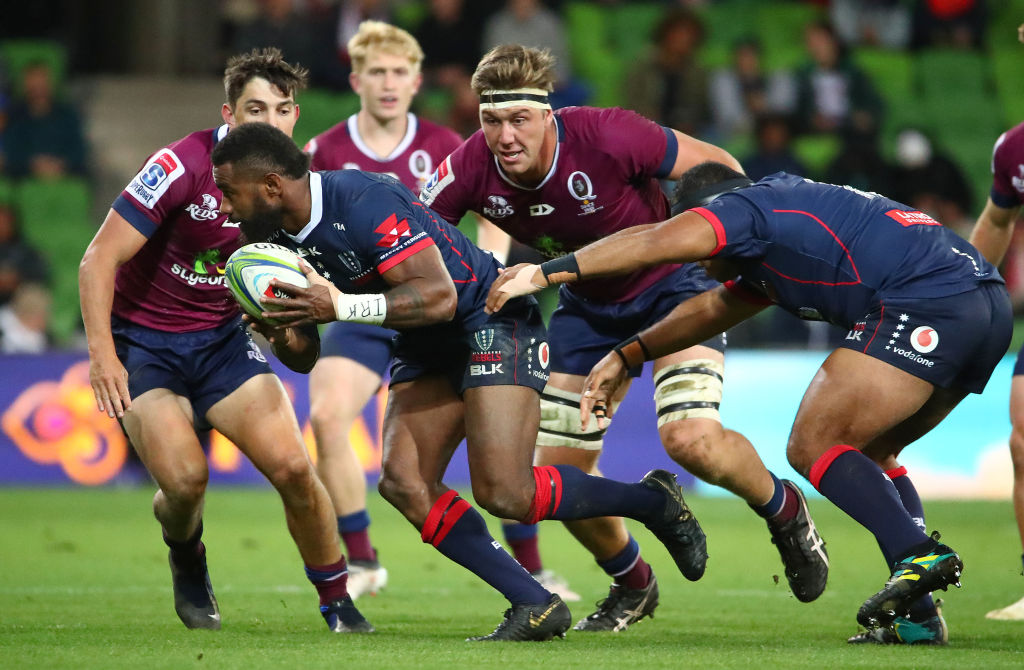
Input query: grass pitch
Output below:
<box><xmin>2</xmin><ymin>486</ymin><xmax>1023</xmax><ymax>669</ymax></box>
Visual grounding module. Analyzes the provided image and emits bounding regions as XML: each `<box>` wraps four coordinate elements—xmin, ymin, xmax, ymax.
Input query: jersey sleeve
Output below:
<box><xmin>990</xmin><ymin>131</ymin><xmax>1023</xmax><ymax>209</ymax></box>
<box><xmin>593</xmin><ymin>107</ymin><xmax>675</xmax><ymax>181</ymax></box>
<box><xmin>418</xmin><ymin>149</ymin><xmax>473</xmax><ymax>225</ymax></box>
<box><xmin>348</xmin><ymin>181</ymin><xmax>438</xmax><ymax>275</ymax></box>
<box><xmin>305</xmin><ymin>136</ymin><xmax>323</xmax><ymax>170</ymax></box>
<box><xmin>112</xmin><ymin>141</ymin><xmax>202</xmax><ymax>238</ymax></box>
<box><xmin>688</xmin><ymin>192</ymin><xmax>766</xmax><ymax>261</ymax></box>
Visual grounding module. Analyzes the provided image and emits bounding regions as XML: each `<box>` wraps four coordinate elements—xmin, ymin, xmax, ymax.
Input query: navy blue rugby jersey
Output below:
<box><xmin>690</xmin><ymin>173</ymin><xmax>1003</xmax><ymax>328</ymax></box>
<box><xmin>269</xmin><ymin>170</ymin><xmax>500</xmax><ymax>331</ymax></box>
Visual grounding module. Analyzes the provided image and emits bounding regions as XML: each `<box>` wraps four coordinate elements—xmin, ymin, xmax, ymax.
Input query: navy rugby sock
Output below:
<box><xmin>502</xmin><ymin>522</ymin><xmax>542</xmax><ymax>574</ymax></box>
<box><xmin>422</xmin><ymin>491</ymin><xmax>549</xmax><ymax>606</ymax></box>
<box><xmin>750</xmin><ymin>472</ymin><xmax>799</xmax><ymax>524</ymax></box>
<box><xmin>810</xmin><ymin>445</ymin><xmax>930</xmax><ymax>565</ymax></box>
<box><xmin>305</xmin><ymin>557</ymin><xmax>349</xmax><ymax>606</ymax></box>
<box><xmin>525</xmin><ymin>465</ymin><xmax>665</xmax><ymax>525</ymax></box>
<box><xmin>598</xmin><ymin>535</ymin><xmax>652</xmax><ymax>590</ymax></box>
<box><xmin>886</xmin><ymin>466</ymin><xmax>936</xmax><ymax>620</ymax></box>
<box><xmin>163</xmin><ymin>522</ymin><xmax>205</xmax><ymax>568</ymax></box>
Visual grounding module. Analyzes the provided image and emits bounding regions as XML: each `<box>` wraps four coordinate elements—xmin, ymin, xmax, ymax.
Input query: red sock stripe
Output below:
<box><xmin>809</xmin><ymin>444</ymin><xmax>859</xmax><ymax>490</ymax></box>
<box><xmin>885</xmin><ymin>465</ymin><xmax>908</xmax><ymax>479</ymax></box>
<box><xmin>421</xmin><ymin>490</ymin><xmax>458</xmax><ymax>544</ymax></box>
<box><xmin>430</xmin><ymin>497</ymin><xmax>471</xmax><ymax>546</ymax></box>
<box><xmin>526</xmin><ymin>465</ymin><xmax>563</xmax><ymax>524</ymax></box>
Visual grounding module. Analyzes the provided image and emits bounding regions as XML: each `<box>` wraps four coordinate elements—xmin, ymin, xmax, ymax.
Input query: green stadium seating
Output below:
<box><xmin>14</xmin><ymin>177</ymin><xmax>94</xmax><ymax>345</ymax></box>
<box><xmin>991</xmin><ymin>47</ymin><xmax>1024</xmax><ymax>127</ymax></box>
<box><xmin>610</xmin><ymin>3</ymin><xmax>665</xmax><ymax>66</ymax></box>
<box><xmin>565</xmin><ymin>1</ymin><xmax>623</xmax><ymax>108</ymax></box>
<box><xmin>756</xmin><ymin>2</ymin><xmax>823</xmax><ymax>71</ymax></box>
<box><xmin>0</xmin><ymin>39</ymin><xmax>67</xmax><ymax>96</ymax></box>
<box><xmin>0</xmin><ymin>177</ymin><xmax>14</xmax><ymax>205</ymax></box>
<box><xmin>792</xmin><ymin>134</ymin><xmax>840</xmax><ymax>177</ymax></box>
<box><xmin>696</xmin><ymin>2</ymin><xmax>761</xmax><ymax>70</ymax></box>
<box><xmin>293</xmin><ymin>89</ymin><xmax>361</xmax><ymax>148</ymax></box>
<box><xmin>393</xmin><ymin>0</ymin><xmax>427</xmax><ymax>32</ymax></box>
<box><xmin>914</xmin><ymin>48</ymin><xmax>993</xmax><ymax>101</ymax></box>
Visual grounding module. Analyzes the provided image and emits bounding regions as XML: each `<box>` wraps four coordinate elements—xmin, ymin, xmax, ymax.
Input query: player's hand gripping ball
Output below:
<box><xmin>225</xmin><ymin>243</ymin><xmax>310</xmax><ymax>326</ymax></box>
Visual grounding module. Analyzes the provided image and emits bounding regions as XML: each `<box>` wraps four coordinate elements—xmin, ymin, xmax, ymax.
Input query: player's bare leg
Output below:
<box><xmin>208</xmin><ymin>373</ymin><xmax>373</xmax><ymax>633</ymax></box>
<box><xmin>787</xmin><ymin>349</ymin><xmax>964</xmax><ymax>638</ymax></box>
<box><xmin>309</xmin><ymin>356</ymin><xmax>387</xmax><ymax>598</ymax></box>
<box><xmin>986</xmin><ymin>376</ymin><xmax>1024</xmax><ymax>620</ymax></box>
<box><xmin>123</xmin><ymin>388</ymin><xmax>218</xmax><ymax>630</ymax></box>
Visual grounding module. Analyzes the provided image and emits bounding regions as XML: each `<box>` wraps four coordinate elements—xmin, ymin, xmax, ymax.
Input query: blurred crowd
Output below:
<box><xmin>0</xmin><ymin>0</ymin><xmax>1016</xmax><ymax>351</ymax></box>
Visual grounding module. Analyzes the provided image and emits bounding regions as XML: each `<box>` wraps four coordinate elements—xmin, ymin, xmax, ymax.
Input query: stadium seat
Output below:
<box><xmin>0</xmin><ymin>39</ymin><xmax>67</xmax><ymax>96</ymax></box>
<box><xmin>293</xmin><ymin>89</ymin><xmax>361</xmax><ymax>148</ymax></box>
<box><xmin>0</xmin><ymin>177</ymin><xmax>14</xmax><ymax>204</ymax></box>
<box><xmin>14</xmin><ymin>177</ymin><xmax>94</xmax><ymax>344</ymax></box>
<box><xmin>792</xmin><ymin>134</ymin><xmax>839</xmax><ymax>177</ymax></box>
<box><xmin>696</xmin><ymin>1</ymin><xmax>761</xmax><ymax>69</ymax></box>
<box><xmin>610</xmin><ymin>3</ymin><xmax>665</xmax><ymax>66</ymax></box>
<box><xmin>991</xmin><ymin>47</ymin><xmax>1024</xmax><ymax>128</ymax></box>
<box><xmin>392</xmin><ymin>0</ymin><xmax>427</xmax><ymax>32</ymax></box>
<box><xmin>756</xmin><ymin>2</ymin><xmax>823</xmax><ymax>71</ymax></box>
<box><xmin>914</xmin><ymin>49</ymin><xmax>993</xmax><ymax>102</ymax></box>
<box><xmin>565</xmin><ymin>1</ymin><xmax>623</xmax><ymax>107</ymax></box>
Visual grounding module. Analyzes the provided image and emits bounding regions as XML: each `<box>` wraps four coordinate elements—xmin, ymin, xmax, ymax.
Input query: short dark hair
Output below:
<box><xmin>211</xmin><ymin>122</ymin><xmax>310</xmax><ymax>179</ymax></box>
<box><xmin>222</xmin><ymin>47</ymin><xmax>309</xmax><ymax>109</ymax></box>
<box><xmin>671</xmin><ymin>162</ymin><xmax>752</xmax><ymax>215</ymax></box>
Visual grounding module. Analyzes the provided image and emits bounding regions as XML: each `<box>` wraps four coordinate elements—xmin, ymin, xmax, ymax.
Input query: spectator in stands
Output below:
<box><xmin>741</xmin><ymin>113</ymin><xmax>808</xmax><ymax>181</ymax></box>
<box><xmin>3</xmin><ymin>60</ymin><xmax>88</xmax><ymax>179</ymax></box>
<box><xmin>415</xmin><ymin>0</ymin><xmax>486</xmax><ymax>89</ymax></box>
<box><xmin>823</xmin><ymin>126</ymin><xmax>894</xmax><ymax>197</ymax></box>
<box><xmin>482</xmin><ymin>0</ymin><xmax>587</xmax><ymax>109</ymax></box>
<box><xmin>889</xmin><ymin>127</ymin><xmax>974</xmax><ymax>237</ymax></box>
<box><xmin>793</xmin><ymin>19</ymin><xmax>884</xmax><ymax>139</ymax></box>
<box><xmin>830</xmin><ymin>0</ymin><xmax>912</xmax><ymax>49</ymax></box>
<box><xmin>910</xmin><ymin>0</ymin><xmax>988</xmax><ymax>50</ymax></box>
<box><xmin>708</xmin><ymin>36</ymin><xmax>796</xmax><ymax>144</ymax></box>
<box><xmin>0</xmin><ymin>200</ymin><xmax>50</xmax><ymax>306</ymax></box>
<box><xmin>0</xmin><ymin>282</ymin><xmax>53</xmax><ymax>353</ymax></box>
<box><xmin>624</xmin><ymin>7</ymin><xmax>710</xmax><ymax>138</ymax></box>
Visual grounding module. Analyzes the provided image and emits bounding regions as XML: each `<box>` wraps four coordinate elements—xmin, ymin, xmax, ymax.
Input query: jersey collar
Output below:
<box><xmin>348</xmin><ymin>112</ymin><xmax>418</xmax><ymax>162</ymax></box>
<box><xmin>494</xmin><ymin>114</ymin><xmax>563</xmax><ymax>191</ymax></box>
<box><xmin>214</xmin><ymin>124</ymin><xmax>229</xmax><ymax>143</ymax></box>
<box><xmin>285</xmin><ymin>171</ymin><xmax>323</xmax><ymax>243</ymax></box>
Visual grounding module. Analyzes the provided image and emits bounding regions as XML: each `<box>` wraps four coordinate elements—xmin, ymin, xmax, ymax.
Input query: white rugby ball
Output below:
<box><xmin>225</xmin><ymin>243</ymin><xmax>310</xmax><ymax>325</ymax></box>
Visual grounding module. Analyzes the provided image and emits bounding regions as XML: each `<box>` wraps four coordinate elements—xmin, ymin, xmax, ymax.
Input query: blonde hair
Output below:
<box><xmin>348</xmin><ymin>20</ymin><xmax>424</xmax><ymax>74</ymax></box>
<box><xmin>471</xmin><ymin>45</ymin><xmax>556</xmax><ymax>95</ymax></box>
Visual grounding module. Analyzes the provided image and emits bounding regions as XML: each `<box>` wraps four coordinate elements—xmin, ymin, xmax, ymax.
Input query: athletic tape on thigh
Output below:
<box><xmin>653</xmin><ymin>359</ymin><xmax>724</xmax><ymax>427</ymax></box>
<box><xmin>537</xmin><ymin>385</ymin><xmax>609</xmax><ymax>450</ymax></box>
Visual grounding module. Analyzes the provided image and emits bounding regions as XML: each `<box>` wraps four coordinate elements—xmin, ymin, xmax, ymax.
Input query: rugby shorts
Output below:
<box><xmin>319</xmin><ymin>320</ymin><xmax>396</xmax><ymax>378</ymax></box>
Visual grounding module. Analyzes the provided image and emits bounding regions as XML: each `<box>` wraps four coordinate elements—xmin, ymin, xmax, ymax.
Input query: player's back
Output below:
<box><xmin>112</xmin><ymin>126</ymin><xmax>242</xmax><ymax>332</ymax></box>
<box><xmin>305</xmin><ymin>113</ymin><xmax>462</xmax><ymax>196</ymax></box>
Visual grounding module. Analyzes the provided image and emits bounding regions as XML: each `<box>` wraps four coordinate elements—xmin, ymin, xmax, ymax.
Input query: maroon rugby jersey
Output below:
<box><xmin>111</xmin><ymin>125</ymin><xmax>242</xmax><ymax>332</ymax></box>
<box><xmin>304</xmin><ymin>113</ymin><xmax>462</xmax><ymax>196</ymax></box>
<box><xmin>421</xmin><ymin>106</ymin><xmax>682</xmax><ymax>303</ymax></box>
<box><xmin>991</xmin><ymin>121</ymin><xmax>1024</xmax><ymax>209</ymax></box>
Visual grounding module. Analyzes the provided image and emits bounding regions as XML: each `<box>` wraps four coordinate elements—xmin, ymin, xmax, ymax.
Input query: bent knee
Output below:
<box><xmin>662</xmin><ymin>421</ymin><xmax>725</xmax><ymax>475</ymax></box>
<box><xmin>472</xmin><ymin>482</ymin><xmax>530</xmax><ymax>521</ymax></box>
<box><xmin>264</xmin><ymin>454</ymin><xmax>316</xmax><ymax>494</ymax></box>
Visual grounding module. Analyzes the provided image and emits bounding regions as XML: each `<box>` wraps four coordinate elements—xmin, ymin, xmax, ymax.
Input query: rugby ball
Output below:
<box><xmin>225</xmin><ymin>243</ymin><xmax>310</xmax><ymax>325</ymax></box>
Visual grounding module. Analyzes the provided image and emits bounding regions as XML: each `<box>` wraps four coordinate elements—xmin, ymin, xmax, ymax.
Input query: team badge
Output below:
<box><xmin>483</xmin><ymin>195</ymin><xmax>514</xmax><ymax>218</ymax></box>
<box><xmin>187</xmin><ymin>193</ymin><xmax>221</xmax><ymax>222</ymax></box>
<box><xmin>568</xmin><ymin>171</ymin><xmax>601</xmax><ymax>215</ymax></box>
<box><xmin>473</xmin><ymin>328</ymin><xmax>495</xmax><ymax>352</ymax></box>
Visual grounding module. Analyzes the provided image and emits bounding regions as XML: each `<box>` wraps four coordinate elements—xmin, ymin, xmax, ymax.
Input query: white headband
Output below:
<box><xmin>479</xmin><ymin>87</ymin><xmax>552</xmax><ymax>110</ymax></box>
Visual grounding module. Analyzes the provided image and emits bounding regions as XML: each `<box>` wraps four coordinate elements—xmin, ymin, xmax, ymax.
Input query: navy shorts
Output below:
<box><xmin>842</xmin><ymin>282</ymin><xmax>1012</xmax><ymax>394</ymax></box>
<box><xmin>390</xmin><ymin>298</ymin><xmax>549</xmax><ymax>395</ymax></box>
<box><xmin>111</xmin><ymin>315</ymin><xmax>273</xmax><ymax>424</ymax></box>
<box><xmin>549</xmin><ymin>265</ymin><xmax>726</xmax><ymax>377</ymax></box>
<box><xmin>319</xmin><ymin>320</ymin><xmax>396</xmax><ymax>378</ymax></box>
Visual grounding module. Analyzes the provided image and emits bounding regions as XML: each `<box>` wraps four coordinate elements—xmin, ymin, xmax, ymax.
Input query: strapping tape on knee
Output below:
<box><xmin>537</xmin><ymin>386</ymin><xmax>608</xmax><ymax>450</ymax></box>
<box><xmin>654</xmin><ymin>359</ymin><xmax>723</xmax><ymax>427</ymax></box>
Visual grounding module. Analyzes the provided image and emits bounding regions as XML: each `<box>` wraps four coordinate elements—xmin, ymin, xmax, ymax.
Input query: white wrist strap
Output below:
<box><xmin>334</xmin><ymin>292</ymin><xmax>387</xmax><ymax>325</ymax></box>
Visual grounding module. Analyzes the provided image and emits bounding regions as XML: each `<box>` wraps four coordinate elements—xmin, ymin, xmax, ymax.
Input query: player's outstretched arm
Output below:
<box><xmin>969</xmin><ymin>198</ymin><xmax>1020</xmax><ymax>266</ymax></box>
<box><xmin>79</xmin><ymin>209</ymin><xmax>148</xmax><ymax>418</ymax></box>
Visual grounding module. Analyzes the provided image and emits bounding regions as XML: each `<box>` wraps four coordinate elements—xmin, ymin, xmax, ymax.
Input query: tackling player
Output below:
<box><xmin>968</xmin><ymin>120</ymin><xmax>1024</xmax><ymax>621</ymax></box>
<box><xmin>420</xmin><ymin>45</ymin><xmax>829</xmax><ymax>631</ymax></box>
<box><xmin>492</xmin><ymin>161</ymin><xmax>1011</xmax><ymax>645</ymax></box>
<box><xmin>78</xmin><ymin>49</ymin><xmax>373</xmax><ymax>633</ymax></box>
<box><xmin>210</xmin><ymin>122</ymin><xmax>710</xmax><ymax>641</ymax></box>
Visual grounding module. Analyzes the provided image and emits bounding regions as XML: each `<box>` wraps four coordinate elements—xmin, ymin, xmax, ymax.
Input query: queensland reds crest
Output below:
<box><xmin>568</xmin><ymin>171</ymin><xmax>601</xmax><ymax>214</ymax></box>
<box><xmin>910</xmin><ymin>326</ymin><xmax>939</xmax><ymax>354</ymax></box>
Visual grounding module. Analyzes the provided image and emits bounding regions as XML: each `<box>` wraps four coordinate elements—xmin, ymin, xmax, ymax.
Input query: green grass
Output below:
<box><xmin>2</xmin><ymin>487</ymin><xmax>1024</xmax><ymax>669</ymax></box>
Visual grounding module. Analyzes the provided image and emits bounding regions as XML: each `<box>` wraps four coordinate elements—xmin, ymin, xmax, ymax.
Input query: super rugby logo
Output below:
<box><xmin>910</xmin><ymin>326</ymin><xmax>939</xmax><ymax>354</ymax></box>
<box><xmin>127</xmin><ymin>149</ymin><xmax>185</xmax><ymax>209</ymax></box>
<box><xmin>483</xmin><ymin>195</ymin><xmax>514</xmax><ymax>218</ymax></box>
<box><xmin>374</xmin><ymin>214</ymin><xmax>411</xmax><ymax>248</ymax></box>
<box><xmin>420</xmin><ymin>156</ymin><xmax>453</xmax><ymax>206</ymax></box>
<box><xmin>1013</xmin><ymin>165</ymin><xmax>1024</xmax><ymax>193</ymax></box>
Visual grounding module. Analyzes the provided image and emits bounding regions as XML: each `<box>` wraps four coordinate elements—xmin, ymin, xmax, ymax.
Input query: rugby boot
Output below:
<box><xmin>347</xmin><ymin>558</ymin><xmax>389</xmax><ymax>600</ymax></box>
<box><xmin>321</xmin><ymin>595</ymin><xmax>375</xmax><ymax>633</ymax></box>
<box><xmin>848</xmin><ymin>603</ymin><xmax>948</xmax><ymax>646</ymax></box>
<box><xmin>573</xmin><ymin>574</ymin><xmax>659</xmax><ymax>632</ymax></box>
<box><xmin>857</xmin><ymin>532</ymin><xmax>962</xmax><ymax>629</ymax></box>
<box><xmin>467</xmin><ymin>594</ymin><xmax>571</xmax><ymax>641</ymax></box>
<box><xmin>766</xmin><ymin>480</ymin><xmax>829</xmax><ymax>602</ymax></box>
<box><xmin>986</xmin><ymin>595</ymin><xmax>1024</xmax><ymax>620</ymax></box>
<box><xmin>640</xmin><ymin>469</ymin><xmax>708</xmax><ymax>581</ymax></box>
<box><xmin>168</xmin><ymin>551</ymin><xmax>221</xmax><ymax>630</ymax></box>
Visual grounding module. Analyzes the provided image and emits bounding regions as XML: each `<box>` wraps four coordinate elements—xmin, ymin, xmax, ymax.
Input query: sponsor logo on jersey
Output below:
<box><xmin>473</xmin><ymin>329</ymin><xmax>495</xmax><ymax>352</ymax></box>
<box><xmin>420</xmin><ymin>156</ymin><xmax>453</xmax><ymax>205</ymax></box>
<box><xmin>568</xmin><ymin>171</ymin><xmax>602</xmax><ymax>215</ymax></box>
<box><xmin>885</xmin><ymin>210</ymin><xmax>940</xmax><ymax>227</ymax></box>
<box><xmin>1012</xmin><ymin>165</ymin><xmax>1024</xmax><ymax>193</ymax></box>
<box><xmin>845</xmin><ymin>321</ymin><xmax>866</xmax><ymax>342</ymax></box>
<box><xmin>186</xmin><ymin>193</ymin><xmax>221</xmax><ymax>221</ymax></box>
<box><xmin>529</xmin><ymin>203</ymin><xmax>554</xmax><ymax>216</ymax></box>
<box><xmin>127</xmin><ymin>149</ymin><xmax>185</xmax><ymax>209</ymax></box>
<box><xmin>374</xmin><ymin>213</ymin><xmax>412</xmax><ymax>247</ymax></box>
<box><xmin>910</xmin><ymin>325</ymin><xmax>939</xmax><ymax>354</ymax></box>
<box><xmin>483</xmin><ymin>194</ymin><xmax>514</xmax><ymax>218</ymax></box>
<box><xmin>170</xmin><ymin>263</ymin><xmax>227</xmax><ymax>287</ymax></box>
<box><xmin>192</xmin><ymin>249</ymin><xmax>225</xmax><ymax>275</ymax></box>
<box><xmin>538</xmin><ymin>341</ymin><xmax>549</xmax><ymax>369</ymax></box>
